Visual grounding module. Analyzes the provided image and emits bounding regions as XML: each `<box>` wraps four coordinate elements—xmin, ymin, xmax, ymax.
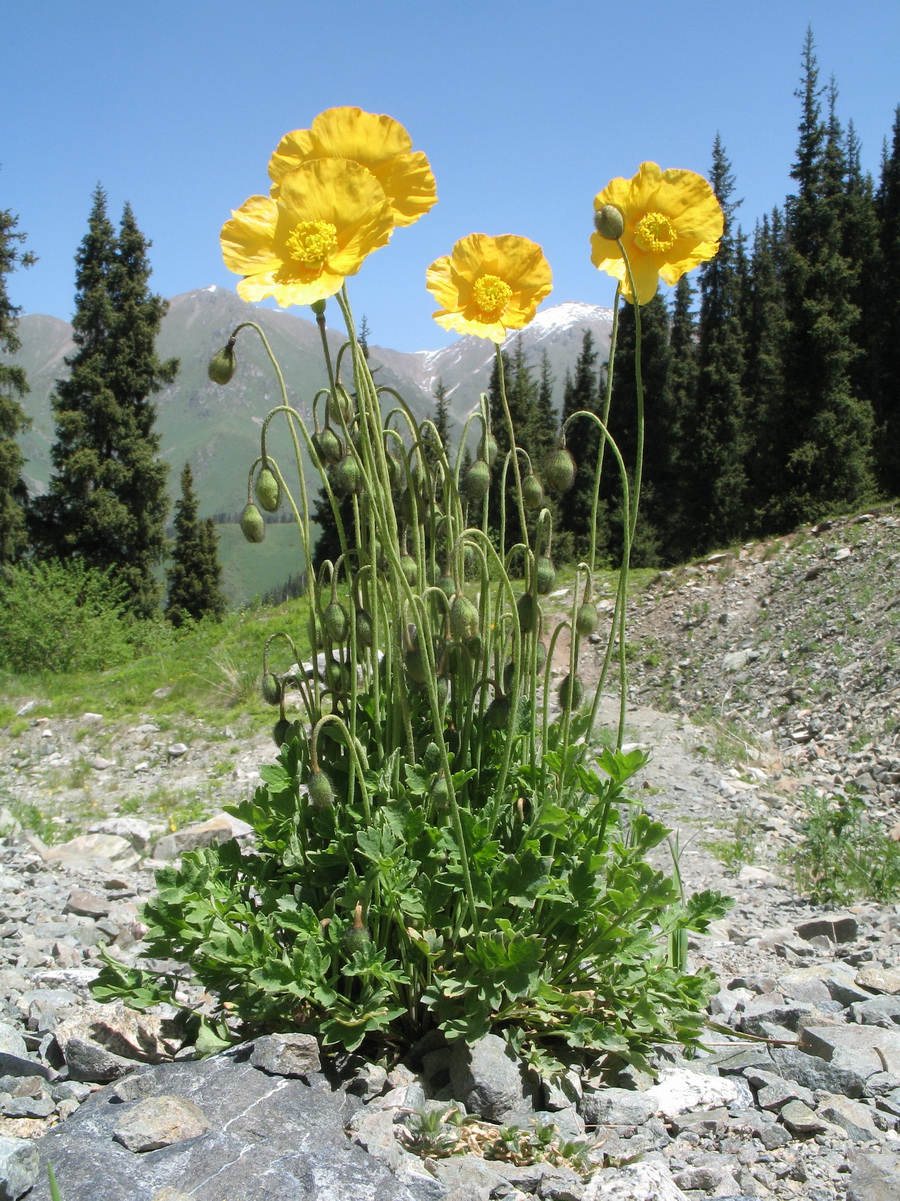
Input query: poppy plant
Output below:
<box><xmin>426</xmin><ymin>233</ymin><xmax>552</xmax><ymax>343</ymax></box>
<box><xmin>590</xmin><ymin>163</ymin><xmax>723</xmax><ymax>304</ymax></box>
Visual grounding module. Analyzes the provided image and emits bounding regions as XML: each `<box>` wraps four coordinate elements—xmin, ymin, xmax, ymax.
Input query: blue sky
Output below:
<box><xmin>3</xmin><ymin>0</ymin><xmax>899</xmax><ymax>352</ymax></box>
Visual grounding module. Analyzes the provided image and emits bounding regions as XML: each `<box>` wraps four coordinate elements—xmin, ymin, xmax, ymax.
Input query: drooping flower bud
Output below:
<box><xmin>255</xmin><ymin>467</ymin><xmax>281</xmax><ymax>513</ymax></box>
<box><xmin>559</xmin><ymin>673</ymin><xmax>585</xmax><ymax>710</ymax></box>
<box><xmin>313</xmin><ymin>427</ymin><xmax>344</xmax><ymax>465</ymax></box>
<box><xmin>536</xmin><ymin>557</ymin><xmax>556</xmax><ymax>595</ymax></box>
<box><xmin>308</xmin><ymin>769</ymin><xmax>335</xmax><ymax>809</ymax></box>
<box><xmin>576</xmin><ymin>602</ymin><xmax>599</xmax><ymax>636</ymax></box>
<box><xmin>450</xmin><ymin>595</ymin><xmax>480</xmax><ymax>642</ymax></box>
<box><xmin>323</xmin><ymin>600</ymin><xmax>350</xmax><ymax>642</ymax></box>
<box><xmin>594</xmin><ymin>204</ymin><xmax>625</xmax><ymax>240</ymax></box>
<box><xmin>463</xmin><ymin>459</ymin><xmax>491</xmax><ymax>502</ymax></box>
<box><xmin>331</xmin><ymin>455</ymin><xmax>364</xmax><ymax>495</ymax></box>
<box><xmin>240</xmin><ymin>503</ymin><xmax>266</xmax><ymax>543</ymax></box>
<box><xmin>479</xmin><ymin>432</ymin><xmax>499</xmax><ymax>466</ymax></box>
<box><xmin>522</xmin><ymin>474</ymin><xmax>544</xmax><ymax>511</ymax></box>
<box><xmin>517</xmin><ymin>592</ymin><xmax>539</xmax><ymax>634</ymax></box>
<box><xmin>207</xmin><ymin>343</ymin><xmax>236</xmax><ymax>385</ymax></box>
<box><xmin>544</xmin><ymin>446</ymin><xmax>577</xmax><ymax>493</ymax></box>
<box><xmin>261</xmin><ymin>672</ymin><xmax>282</xmax><ymax>705</ymax></box>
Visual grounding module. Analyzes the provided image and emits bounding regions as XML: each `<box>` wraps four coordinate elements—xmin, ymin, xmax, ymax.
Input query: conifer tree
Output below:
<box><xmin>485</xmin><ymin>341</ymin><xmax>544</xmax><ymax>549</ymax></box>
<box><xmin>657</xmin><ymin>276</ymin><xmax>697</xmax><ymax>562</ymax></box>
<box><xmin>165</xmin><ymin>462</ymin><xmax>227</xmax><ymax>626</ymax></box>
<box><xmin>769</xmin><ymin>32</ymin><xmax>875</xmax><ymax>528</ymax></box>
<box><xmin>605</xmin><ymin>298</ymin><xmax>668</xmax><ymax>566</ymax></box>
<box><xmin>533</xmin><ymin>350</ymin><xmax>559</xmax><ymax>467</ymax></box>
<box><xmin>683</xmin><ymin>135</ymin><xmax>749</xmax><ymax>553</ymax></box>
<box><xmin>745</xmin><ymin>213</ymin><xmax>788</xmax><ymax>523</ymax></box>
<box><xmin>557</xmin><ymin>331</ymin><xmax>606</xmax><ymax>561</ymax></box>
<box><xmin>30</xmin><ymin>187</ymin><xmax>177</xmax><ymax>617</ymax></box>
<box><xmin>0</xmin><ymin>202</ymin><xmax>35</xmax><ymax>565</ymax></box>
<box><xmin>424</xmin><ymin>378</ymin><xmax>451</xmax><ymax>468</ymax></box>
<box><xmin>873</xmin><ymin>107</ymin><xmax>900</xmax><ymax>495</ymax></box>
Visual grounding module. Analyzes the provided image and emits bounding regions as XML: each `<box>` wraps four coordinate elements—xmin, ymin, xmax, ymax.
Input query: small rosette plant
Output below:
<box><xmin>95</xmin><ymin>110</ymin><xmax>728</xmax><ymax>1075</ymax></box>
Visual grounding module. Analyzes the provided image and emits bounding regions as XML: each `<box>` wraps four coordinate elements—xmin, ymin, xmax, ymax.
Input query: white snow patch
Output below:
<box><xmin>523</xmin><ymin>301</ymin><xmax>614</xmax><ymax>337</ymax></box>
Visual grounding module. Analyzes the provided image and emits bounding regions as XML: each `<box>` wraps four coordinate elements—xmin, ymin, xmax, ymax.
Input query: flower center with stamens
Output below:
<box><xmin>472</xmin><ymin>275</ymin><xmax>513</xmax><ymax>320</ymax></box>
<box><xmin>286</xmin><ymin>221</ymin><xmax>338</xmax><ymax>270</ymax></box>
<box><xmin>634</xmin><ymin>212</ymin><xmax>677</xmax><ymax>253</ymax></box>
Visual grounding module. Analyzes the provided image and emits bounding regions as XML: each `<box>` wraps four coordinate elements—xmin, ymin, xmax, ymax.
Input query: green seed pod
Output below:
<box><xmin>594</xmin><ymin>203</ymin><xmax>625</xmax><ymax>240</ymax></box>
<box><xmin>331</xmin><ymin>455</ymin><xmax>364</xmax><ymax>495</ymax></box>
<box><xmin>255</xmin><ymin>467</ymin><xmax>280</xmax><ymax>513</ymax></box>
<box><xmin>355</xmin><ymin>608</ymin><xmax>373</xmax><ymax>648</ymax></box>
<box><xmin>479</xmin><ymin>432</ymin><xmax>499</xmax><ymax>466</ymax></box>
<box><xmin>344</xmin><ymin>922</ymin><xmax>371</xmax><ymax>954</ymax></box>
<box><xmin>435</xmin><ymin>675</ymin><xmax>450</xmax><ymax>706</ymax></box>
<box><xmin>463</xmin><ymin>459</ymin><xmax>491</xmax><ymax>502</ymax></box>
<box><xmin>261</xmin><ymin>672</ymin><xmax>282</xmax><ymax>706</ymax></box>
<box><xmin>545</xmin><ymin>446</ymin><xmax>577</xmax><ymax>493</ymax></box>
<box><xmin>399</xmin><ymin>554</ymin><xmax>418</xmax><ymax>586</ymax></box>
<box><xmin>323</xmin><ymin>601</ymin><xmax>350</xmax><ymax>642</ymax></box>
<box><xmin>240</xmin><ymin>503</ymin><xmax>266</xmax><ymax>543</ymax></box>
<box><xmin>313</xmin><ymin>426</ymin><xmax>344</xmax><ymax>465</ymax></box>
<box><xmin>517</xmin><ymin>592</ymin><xmax>539</xmax><ymax>634</ymax></box>
<box><xmin>522</xmin><ymin>474</ymin><xmax>544</xmax><ymax>511</ymax></box>
<box><xmin>450</xmin><ymin>595</ymin><xmax>480</xmax><ymax>642</ymax></box>
<box><xmin>207</xmin><ymin>343</ymin><xmax>236</xmax><ymax>385</ymax></box>
<box><xmin>435</xmin><ymin>574</ymin><xmax>455</xmax><ymax>599</ymax></box>
<box><xmin>272</xmin><ymin>717</ymin><xmax>292</xmax><ymax>747</ymax></box>
<box><xmin>576</xmin><ymin>602</ymin><xmax>599</xmax><ymax>636</ymax></box>
<box><xmin>307</xmin><ymin>769</ymin><xmax>335</xmax><ymax>809</ymax></box>
<box><xmin>559</xmin><ymin>673</ymin><xmax>585</xmax><ymax>710</ymax></box>
<box><xmin>327</xmin><ymin>387</ymin><xmax>355</xmax><ymax>426</ymax></box>
<box><xmin>536</xmin><ymin>557</ymin><xmax>557</xmax><ymax>595</ymax></box>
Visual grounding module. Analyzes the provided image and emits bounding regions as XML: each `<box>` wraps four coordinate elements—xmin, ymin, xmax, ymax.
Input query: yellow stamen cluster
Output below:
<box><xmin>634</xmin><ymin>212</ymin><xmax>677</xmax><ymax>253</ymax></box>
<box><xmin>472</xmin><ymin>275</ymin><xmax>513</xmax><ymax>320</ymax></box>
<box><xmin>286</xmin><ymin>220</ymin><xmax>339</xmax><ymax>270</ymax></box>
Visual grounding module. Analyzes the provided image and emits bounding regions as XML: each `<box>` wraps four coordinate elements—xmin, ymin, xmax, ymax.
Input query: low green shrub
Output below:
<box><xmin>0</xmin><ymin>559</ymin><xmax>172</xmax><ymax>674</ymax></box>
<box><xmin>789</xmin><ymin>790</ymin><xmax>900</xmax><ymax>904</ymax></box>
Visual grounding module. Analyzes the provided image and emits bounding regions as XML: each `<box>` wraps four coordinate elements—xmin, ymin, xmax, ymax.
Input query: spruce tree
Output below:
<box><xmin>683</xmin><ymin>135</ymin><xmax>749</xmax><ymax>554</ymax></box>
<box><xmin>770</xmin><ymin>33</ymin><xmax>875</xmax><ymax>528</ymax></box>
<box><xmin>557</xmin><ymin>331</ymin><xmax>606</xmax><ymax>562</ymax></box>
<box><xmin>605</xmin><ymin>298</ymin><xmax>669</xmax><ymax>566</ymax></box>
<box><xmin>657</xmin><ymin>276</ymin><xmax>697</xmax><ymax>562</ymax></box>
<box><xmin>745</xmin><ymin>213</ymin><xmax>788</xmax><ymax>524</ymax></box>
<box><xmin>165</xmin><ymin>462</ymin><xmax>227</xmax><ymax>626</ymax></box>
<box><xmin>873</xmin><ymin>107</ymin><xmax>900</xmax><ymax>496</ymax></box>
<box><xmin>423</xmin><ymin>378</ymin><xmax>451</xmax><ymax>469</ymax></box>
<box><xmin>30</xmin><ymin>187</ymin><xmax>177</xmax><ymax>617</ymax></box>
<box><xmin>0</xmin><ymin>203</ymin><xmax>35</xmax><ymax>565</ymax></box>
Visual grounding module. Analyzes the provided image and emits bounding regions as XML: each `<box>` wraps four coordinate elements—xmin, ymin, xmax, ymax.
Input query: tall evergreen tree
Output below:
<box><xmin>557</xmin><ymin>331</ymin><xmax>605</xmax><ymax>561</ymax></box>
<box><xmin>605</xmin><ymin>298</ymin><xmax>669</xmax><ymax>566</ymax></box>
<box><xmin>873</xmin><ymin>107</ymin><xmax>900</xmax><ymax>495</ymax></box>
<box><xmin>485</xmin><ymin>341</ymin><xmax>543</xmax><ymax>549</ymax></box>
<box><xmin>768</xmin><ymin>32</ymin><xmax>875</xmax><ymax>528</ymax></box>
<box><xmin>30</xmin><ymin>187</ymin><xmax>177</xmax><ymax>617</ymax></box>
<box><xmin>0</xmin><ymin>202</ymin><xmax>35</xmax><ymax>565</ymax></box>
<box><xmin>533</xmin><ymin>350</ymin><xmax>559</xmax><ymax>466</ymax></box>
<box><xmin>745</xmin><ymin>213</ymin><xmax>788</xmax><ymax>523</ymax></box>
<box><xmin>683</xmin><ymin>135</ymin><xmax>750</xmax><ymax>554</ymax></box>
<box><xmin>656</xmin><ymin>276</ymin><xmax>697</xmax><ymax>562</ymax></box>
<box><xmin>423</xmin><ymin>378</ymin><xmax>451</xmax><ymax>468</ymax></box>
<box><xmin>165</xmin><ymin>462</ymin><xmax>227</xmax><ymax>626</ymax></box>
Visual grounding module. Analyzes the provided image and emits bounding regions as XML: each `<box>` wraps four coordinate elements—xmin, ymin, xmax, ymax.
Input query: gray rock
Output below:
<box><xmin>583</xmin><ymin>1162</ymin><xmax>690</xmax><ymax>1201</ymax></box>
<box><xmin>794</xmin><ymin>913</ymin><xmax>859</xmax><ymax>943</ymax></box>
<box><xmin>41</xmin><ymin>834</ymin><xmax>140</xmax><ymax>872</ymax></box>
<box><xmin>449</xmin><ymin>1033</ymin><xmax>537</xmax><ymax>1122</ymax></box>
<box><xmin>779</xmin><ymin>1097</ymin><xmax>829</xmax><ymax>1135</ymax></box>
<box><xmin>846</xmin><ymin>1149</ymin><xmax>900</xmax><ymax>1201</ymax></box>
<box><xmin>580</xmin><ymin>1087</ymin><xmax>655</xmax><ymax>1127</ymax></box>
<box><xmin>801</xmin><ymin>1025</ymin><xmax>900</xmax><ymax>1082</ymax></box>
<box><xmin>817</xmin><ymin>1093</ymin><xmax>882</xmax><ymax>1142</ymax></box>
<box><xmin>23</xmin><ymin>1051</ymin><xmax>436</xmax><ymax>1201</ymax></box>
<box><xmin>0</xmin><ymin>1136</ymin><xmax>40</xmax><ymax>1201</ymax></box>
<box><xmin>248</xmin><ymin>1032</ymin><xmax>320</xmax><ymax>1077</ymax></box>
<box><xmin>53</xmin><ymin>1004</ymin><xmax>180</xmax><ymax>1083</ymax></box>
<box><xmin>112</xmin><ymin>1094</ymin><xmax>211</xmax><ymax>1152</ymax></box>
<box><xmin>851</xmin><ymin>994</ymin><xmax>900</xmax><ymax>1028</ymax></box>
<box><xmin>771</xmin><ymin>1044</ymin><xmax>866</xmax><ymax>1098</ymax></box>
<box><xmin>152</xmin><ymin>814</ymin><xmax>252</xmax><ymax>860</ymax></box>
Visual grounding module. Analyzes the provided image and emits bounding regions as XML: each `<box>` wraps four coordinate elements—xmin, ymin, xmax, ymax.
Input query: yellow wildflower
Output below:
<box><xmin>426</xmin><ymin>233</ymin><xmax>552</xmax><ymax>343</ymax></box>
<box><xmin>220</xmin><ymin>157</ymin><xmax>392</xmax><ymax>307</ymax></box>
<box><xmin>590</xmin><ymin>163</ymin><xmax>723</xmax><ymax>304</ymax></box>
<box><xmin>269</xmin><ymin>107</ymin><xmax>437</xmax><ymax>229</ymax></box>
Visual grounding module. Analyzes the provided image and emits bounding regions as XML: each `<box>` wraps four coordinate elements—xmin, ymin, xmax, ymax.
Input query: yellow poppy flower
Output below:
<box><xmin>590</xmin><ymin>163</ymin><xmax>723</xmax><ymax>305</ymax></box>
<box><xmin>220</xmin><ymin>157</ymin><xmax>393</xmax><ymax>307</ymax></box>
<box><xmin>269</xmin><ymin>107</ymin><xmax>437</xmax><ymax>229</ymax></box>
<box><xmin>426</xmin><ymin>234</ymin><xmax>553</xmax><ymax>344</ymax></box>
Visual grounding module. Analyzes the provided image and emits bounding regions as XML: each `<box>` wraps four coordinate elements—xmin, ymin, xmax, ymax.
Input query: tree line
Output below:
<box><xmin>0</xmin><ymin>184</ymin><xmax>226</xmax><ymax>630</ymax></box>
<box><xmin>428</xmin><ymin>32</ymin><xmax>900</xmax><ymax>570</ymax></box>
